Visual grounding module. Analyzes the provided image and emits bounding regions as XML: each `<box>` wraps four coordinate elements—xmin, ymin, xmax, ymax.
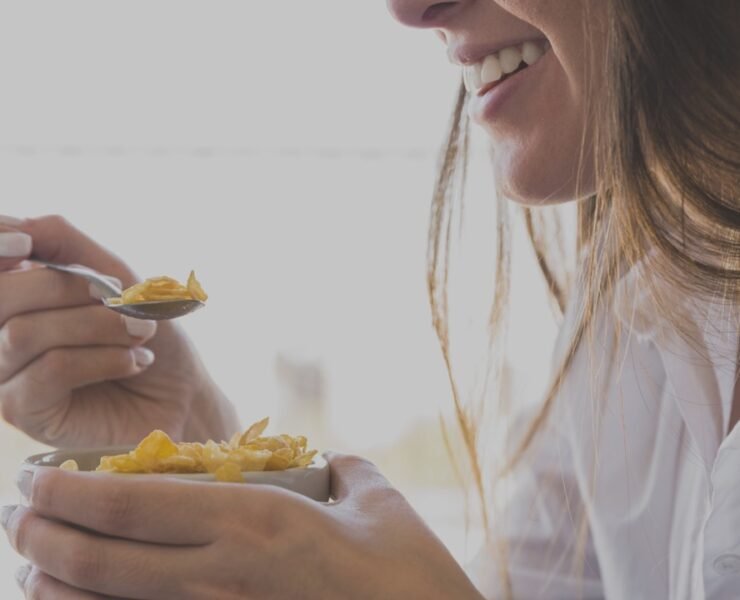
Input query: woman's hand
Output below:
<box><xmin>0</xmin><ymin>215</ymin><xmax>238</xmax><ymax>447</ymax></box>
<box><xmin>4</xmin><ymin>454</ymin><xmax>484</xmax><ymax>600</ymax></box>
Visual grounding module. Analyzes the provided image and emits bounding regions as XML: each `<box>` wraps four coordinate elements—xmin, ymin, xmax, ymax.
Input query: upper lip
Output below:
<box><xmin>448</xmin><ymin>37</ymin><xmax>548</xmax><ymax>66</ymax></box>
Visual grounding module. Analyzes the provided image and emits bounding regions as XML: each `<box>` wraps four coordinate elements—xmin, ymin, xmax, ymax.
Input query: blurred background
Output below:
<box><xmin>0</xmin><ymin>1</ymin><xmax>561</xmax><ymax>596</ymax></box>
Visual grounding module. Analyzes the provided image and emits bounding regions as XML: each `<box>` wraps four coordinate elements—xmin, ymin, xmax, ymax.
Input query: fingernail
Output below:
<box><xmin>0</xmin><ymin>215</ymin><xmax>24</xmax><ymax>227</ymax></box>
<box><xmin>133</xmin><ymin>347</ymin><xmax>155</xmax><ymax>368</ymax></box>
<box><xmin>0</xmin><ymin>505</ymin><xmax>17</xmax><ymax>530</ymax></box>
<box><xmin>89</xmin><ymin>276</ymin><xmax>123</xmax><ymax>300</ymax></box>
<box><xmin>0</xmin><ymin>232</ymin><xmax>32</xmax><ymax>257</ymax></box>
<box><xmin>16</xmin><ymin>468</ymin><xmax>34</xmax><ymax>500</ymax></box>
<box><xmin>123</xmin><ymin>317</ymin><xmax>157</xmax><ymax>339</ymax></box>
<box><xmin>15</xmin><ymin>564</ymin><xmax>30</xmax><ymax>589</ymax></box>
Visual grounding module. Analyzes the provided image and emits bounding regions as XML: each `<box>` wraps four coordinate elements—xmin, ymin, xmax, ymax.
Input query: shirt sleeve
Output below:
<box><xmin>467</xmin><ymin>411</ymin><xmax>604</xmax><ymax>599</ymax></box>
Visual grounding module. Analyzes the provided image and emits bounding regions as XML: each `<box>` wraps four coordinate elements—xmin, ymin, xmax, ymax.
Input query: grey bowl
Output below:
<box><xmin>25</xmin><ymin>446</ymin><xmax>331</xmax><ymax>502</ymax></box>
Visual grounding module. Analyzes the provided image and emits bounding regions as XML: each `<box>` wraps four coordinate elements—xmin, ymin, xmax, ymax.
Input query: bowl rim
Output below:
<box><xmin>24</xmin><ymin>446</ymin><xmax>328</xmax><ymax>475</ymax></box>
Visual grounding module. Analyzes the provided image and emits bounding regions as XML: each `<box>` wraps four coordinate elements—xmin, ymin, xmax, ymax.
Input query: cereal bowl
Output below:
<box><xmin>25</xmin><ymin>447</ymin><xmax>331</xmax><ymax>502</ymax></box>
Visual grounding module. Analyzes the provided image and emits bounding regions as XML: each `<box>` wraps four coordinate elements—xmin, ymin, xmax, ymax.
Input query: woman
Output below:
<box><xmin>1</xmin><ymin>0</ymin><xmax>738</xmax><ymax>598</ymax></box>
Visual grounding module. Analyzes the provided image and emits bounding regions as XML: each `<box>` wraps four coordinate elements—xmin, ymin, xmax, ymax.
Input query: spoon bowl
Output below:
<box><xmin>104</xmin><ymin>298</ymin><xmax>205</xmax><ymax>320</ymax></box>
<box><xmin>35</xmin><ymin>261</ymin><xmax>206</xmax><ymax>320</ymax></box>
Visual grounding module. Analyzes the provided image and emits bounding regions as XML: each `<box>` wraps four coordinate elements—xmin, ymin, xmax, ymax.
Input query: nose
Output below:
<box><xmin>386</xmin><ymin>0</ymin><xmax>466</xmax><ymax>28</ymax></box>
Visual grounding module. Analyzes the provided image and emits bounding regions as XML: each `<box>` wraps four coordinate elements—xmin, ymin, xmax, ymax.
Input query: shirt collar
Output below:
<box><xmin>612</xmin><ymin>262</ymin><xmax>739</xmax><ymax>468</ymax></box>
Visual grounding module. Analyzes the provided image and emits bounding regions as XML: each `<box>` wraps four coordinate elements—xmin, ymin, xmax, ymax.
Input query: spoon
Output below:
<box><xmin>37</xmin><ymin>261</ymin><xmax>205</xmax><ymax>321</ymax></box>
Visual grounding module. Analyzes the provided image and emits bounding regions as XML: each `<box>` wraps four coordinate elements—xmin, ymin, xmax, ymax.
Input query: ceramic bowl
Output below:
<box><xmin>25</xmin><ymin>446</ymin><xmax>331</xmax><ymax>502</ymax></box>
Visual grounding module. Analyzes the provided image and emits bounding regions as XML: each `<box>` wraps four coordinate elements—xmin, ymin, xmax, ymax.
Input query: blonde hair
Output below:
<box><xmin>429</xmin><ymin>1</ymin><xmax>740</xmax><ymax>596</ymax></box>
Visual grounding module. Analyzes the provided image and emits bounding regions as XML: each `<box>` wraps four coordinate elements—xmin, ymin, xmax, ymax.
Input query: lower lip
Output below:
<box><xmin>469</xmin><ymin>48</ymin><xmax>552</xmax><ymax>124</ymax></box>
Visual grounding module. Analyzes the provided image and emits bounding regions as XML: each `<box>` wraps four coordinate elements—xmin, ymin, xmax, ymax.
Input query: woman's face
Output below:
<box><xmin>387</xmin><ymin>0</ymin><xmax>606</xmax><ymax>205</ymax></box>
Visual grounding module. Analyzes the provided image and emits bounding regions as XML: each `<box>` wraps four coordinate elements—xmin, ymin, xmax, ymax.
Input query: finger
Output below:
<box><xmin>325</xmin><ymin>452</ymin><xmax>393</xmax><ymax>503</ymax></box>
<box><xmin>5</xmin><ymin>505</ymin><xmax>197</xmax><ymax>599</ymax></box>
<box><xmin>0</xmin><ymin>227</ymin><xmax>33</xmax><ymax>272</ymax></box>
<box><xmin>22</xmin><ymin>468</ymin><xmax>216</xmax><ymax>545</ymax></box>
<box><xmin>20</xmin><ymin>566</ymin><xmax>126</xmax><ymax>600</ymax></box>
<box><xmin>15</xmin><ymin>215</ymin><xmax>137</xmax><ymax>286</ymax></box>
<box><xmin>0</xmin><ymin>305</ymin><xmax>157</xmax><ymax>383</ymax></box>
<box><xmin>86</xmin><ymin>272</ymin><xmax>125</xmax><ymax>301</ymax></box>
<box><xmin>0</xmin><ymin>267</ymin><xmax>98</xmax><ymax>326</ymax></box>
<box><xmin>0</xmin><ymin>346</ymin><xmax>155</xmax><ymax>425</ymax></box>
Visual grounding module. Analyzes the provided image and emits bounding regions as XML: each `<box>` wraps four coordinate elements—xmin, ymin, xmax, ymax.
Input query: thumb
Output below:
<box><xmin>14</xmin><ymin>215</ymin><xmax>137</xmax><ymax>286</ymax></box>
<box><xmin>326</xmin><ymin>452</ymin><xmax>394</xmax><ymax>504</ymax></box>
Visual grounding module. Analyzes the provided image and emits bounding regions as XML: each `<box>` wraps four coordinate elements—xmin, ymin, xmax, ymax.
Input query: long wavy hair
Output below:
<box><xmin>430</xmin><ymin>1</ymin><xmax>740</xmax><ymax>596</ymax></box>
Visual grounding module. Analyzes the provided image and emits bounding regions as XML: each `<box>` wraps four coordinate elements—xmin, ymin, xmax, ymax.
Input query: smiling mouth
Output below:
<box><xmin>476</xmin><ymin>62</ymin><xmax>530</xmax><ymax>96</ymax></box>
<box><xmin>462</xmin><ymin>39</ymin><xmax>550</xmax><ymax>97</ymax></box>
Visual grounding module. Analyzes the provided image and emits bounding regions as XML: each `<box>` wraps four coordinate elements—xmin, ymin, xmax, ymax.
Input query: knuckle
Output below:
<box><xmin>363</xmin><ymin>482</ymin><xmax>404</xmax><ymax>507</ymax></box>
<box><xmin>92</xmin><ymin>487</ymin><xmax>135</xmax><ymax>530</ymax></box>
<box><xmin>230</xmin><ymin>492</ymin><xmax>284</xmax><ymax>544</ymax></box>
<box><xmin>237</xmin><ymin>496</ymin><xmax>275</xmax><ymax>541</ymax></box>
<box><xmin>338</xmin><ymin>453</ymin><xmax>378</xmax><ymax>472</ymax></box>
<box><xmin>38</xmin><ymin>214</ymin><xmax>72</xmax><ymax>232</ymax></box>
<box><xmin>333</xmin><ymin>454</ymin><xmax>401</xmax><ymax>505</ymax></box>
<box><xmin>35</xmin><ymin>350</ymin><xmax>70</xmax><ymax>384</ymax></box>
<box><xmin>64</xmin><ymin>541</ymin><xmax>105</xmax><ymax>587</ymax></box>
<box><xmin>10</xmin><ymin>509</ymin><xmax>36</xmax><ymax>556</ymax></box>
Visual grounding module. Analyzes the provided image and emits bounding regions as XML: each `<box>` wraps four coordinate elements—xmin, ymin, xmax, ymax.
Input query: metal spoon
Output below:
<box><xmin>37</xmin><ymin>261</ymin><xmax>205</xmax><ymax>321</ymax></box>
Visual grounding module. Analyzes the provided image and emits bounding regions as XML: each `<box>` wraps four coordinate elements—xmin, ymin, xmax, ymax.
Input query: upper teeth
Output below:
<box><xmin>463</xmin><ymin>40</ymin><xmax>549</xmax><ymax>94</ymax></box>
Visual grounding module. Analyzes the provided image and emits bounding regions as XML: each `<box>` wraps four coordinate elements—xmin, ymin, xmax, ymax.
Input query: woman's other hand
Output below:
<box><xmin>0</xmin><ymin>214</ymin><xmax>238</xmax><ymax>447</ymax></box>
<box><xmin>5</xmin><ymin>453</ymin><xmax>484</xmax><ymax>600</ymax></box>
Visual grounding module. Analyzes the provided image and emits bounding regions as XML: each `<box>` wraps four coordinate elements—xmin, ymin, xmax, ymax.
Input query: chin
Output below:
<box><xmin>493</xmin><ymin>147</ymin><xmax>595</xmax><ymax>207</ymax></box>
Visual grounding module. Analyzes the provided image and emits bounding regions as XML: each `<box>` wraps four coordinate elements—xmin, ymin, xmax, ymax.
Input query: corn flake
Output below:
<box><xmin>109</xmin><ymin>272</ymin><xmax>207</xmax><ymax>305</ymax></box>
<box><xmin>92</xmin><ymin>418</ymin><xmax>317</xmax><ymax>481</ymax></box>
<box><xmin>187</xmin><ymin>271</ymin><xmax>208</xmax><ymax>302</ymax></box>
<box><xmin>214</xmin><ymin>462</ymin><xmax>245</xmax><ymax>483</ymax></box>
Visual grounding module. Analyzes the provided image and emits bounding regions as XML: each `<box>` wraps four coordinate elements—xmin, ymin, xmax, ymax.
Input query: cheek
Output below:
<box><xmin>481</xmin><ymin>1</ymin><xmax>600</xmax><ymax>204</ymax></box>
<box><xmin>486</xmin><ymin>53</ymin><xmax>596</xmax><ymax>204</ymax></box>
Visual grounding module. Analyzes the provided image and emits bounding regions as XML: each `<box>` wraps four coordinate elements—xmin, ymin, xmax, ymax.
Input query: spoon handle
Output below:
<box><xmin>33</xmin><ymin>260</ymin><xmax>123</xmax><ymax>298</ymax></box>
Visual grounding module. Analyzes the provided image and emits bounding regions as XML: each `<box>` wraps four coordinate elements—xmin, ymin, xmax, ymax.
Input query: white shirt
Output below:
<box><xmin>471</xmin><ymin>265</ymin><xmax>740</xmax><ymax>599</ymax></box>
